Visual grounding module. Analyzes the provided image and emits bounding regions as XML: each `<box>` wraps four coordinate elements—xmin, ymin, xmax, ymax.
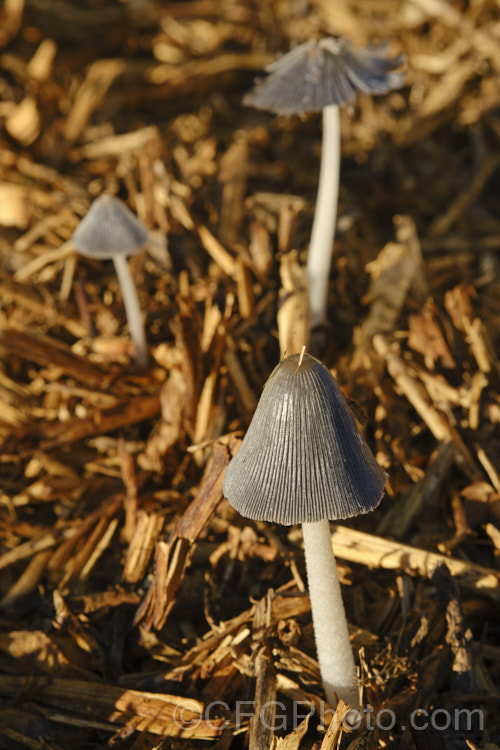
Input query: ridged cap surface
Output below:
<box><xmin>223</xmin><ymin>353</ymin><xmax>386</xmax><ymax>525</ymax></box>
<box><xmin>73</xmin><ymin>195</ymin><xmax>148</xmax><ymax>260</ymax></box>
<box><xmin>244</xmin><ymin>38</ymin><xmax>404</xmax><ymax>116</ymax></box>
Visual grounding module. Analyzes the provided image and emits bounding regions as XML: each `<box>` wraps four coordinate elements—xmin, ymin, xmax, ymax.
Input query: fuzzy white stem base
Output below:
<box><xmin>306</xmin><ymin>104</ymin><xmax>341</xmax><ymax>330</ymax></box>
<box><xmin>113</xmin><ymin>254</ymin><xmax>148</xmax><ymax>368</ymax></box>
<box><xmin>302</xmin><ymin>519</ymin><xmax>359</xmax><ymax>708</ymax></box>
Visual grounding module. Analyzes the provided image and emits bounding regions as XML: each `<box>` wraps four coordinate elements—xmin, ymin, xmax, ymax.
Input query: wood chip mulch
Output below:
<box><xmin>0</xmin><ymin>1</ymin><xmax>499</xmax><ymax>748</ymax></box>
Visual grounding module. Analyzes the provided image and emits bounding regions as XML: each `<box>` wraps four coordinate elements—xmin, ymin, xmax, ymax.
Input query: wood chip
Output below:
<box><xmin>445</xmin><ymin>284</ymin><xmax>497</xmax><ymax>375</ymax></box>
<box><xmin>0</xmin><ymin>676</ymin><xmax>224</xmax><ymax>739</ymax></box>
<box><xmin>331</xmin><ymin>525</ymin><xmax>500</xmax><ymax>599</ymax></box>
<box><xmin>219</xmin><ymin>136</ymin><xmax>248</xmax><ymax>247</ymax></box>
<box><xmin>0</xmin><ymin>183</ymin><xmax>29</xmax><ymax>228</ymax></box>
<box><xmin>197</xmin><ymin>224</ymin><xmax>237</xmax><ymax>277</ymax></box>
<box><xmin>136</xmin><ymin>439</ymin><xmax>237</xmax><ymax>630</ymax></box>
<box><xmin>65</xmin><ymin>59</ymin><xmax>125</xmax><ymax>143</ymax></box>
<box><xmin>431</xmin><ymin>563</ymin><xmax>474</xmax><ymax>692</ymax></box>
<box><xmin>408</xmin><ymin>302</ymin><xmax>456</xmax><ymax>370</ymax></box>
<box><xmin>223</xmin><ymin>334</ymin><xmax>257</xmax><ymax>421</ymax></box>
<box><xmin>373</xmin><ymin>334</ymin><xmax>479</xmax><ymax>480</ymax></box>
<box><xmin>123</xmin><ymin>511</ymin><xmax>165</xmax><ymax>583</ymax></box>
<box><xmin>277</xmin><ymin>250</ymin><xmax>310</xmax><ymax>357</ymax></box>
<box><xmin>358</xmin><ymin>215</ymin><xmax>426</xmax><ymax>348</ymax></box>
<box><xmin>5</xmin><ymin>96</ymin><xmax>40</xmax><ymax>145</ymax></box>
<box><xmin>378</xmin><ymin>442</ymin><xmax>455</xmax><ymax>538</ymax></box>
<box><xmin>140</xmin><ymin>368</ymin><xmax>187</xmax><ymax>472</ymax></box>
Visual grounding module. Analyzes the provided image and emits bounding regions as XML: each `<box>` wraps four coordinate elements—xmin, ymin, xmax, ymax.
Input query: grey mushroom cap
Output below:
<box><xmin>223</xmin><ymin>353</ymin><xmax>386</xmax><ymax>525</ymax></box>
<box><xmin>73</xmin><ymin>195</ymin><xmax>148</xmax><ymax>260</ymax></box>
<box><xmin>243</xmin><ymin>37</ymin><xmax>405</xmax><ymax>116</ymax></box>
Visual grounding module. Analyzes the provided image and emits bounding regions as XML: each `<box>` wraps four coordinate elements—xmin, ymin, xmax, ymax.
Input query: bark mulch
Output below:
<box><xmin>0</xmin><ymin>1</ymin><xmax>499</xmax><ymax>748</ymax></box>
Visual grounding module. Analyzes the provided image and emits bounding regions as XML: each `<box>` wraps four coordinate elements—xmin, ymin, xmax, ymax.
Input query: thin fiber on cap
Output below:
<box><xmin>223</xmin><ymin>353</ymin><xmax>386</xmax><ymax>525</ymax></box>
<box><xmin>73</xmin><ymin>195</ymin><xmax>148</xmax><ymax>260</ymax></box>
<box><xmin>243</xmin><ymin>38</ymin><xmax>405</xmax><ymax>116</ymax></box>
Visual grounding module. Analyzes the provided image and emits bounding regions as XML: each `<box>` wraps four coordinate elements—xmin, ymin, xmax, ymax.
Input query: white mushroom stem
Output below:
<box><xmin>302</xmin><ymin>519</ymin><xmax>359</xmax><ymax>709</ymax></box>
<box><xmin>306</xmin><ymin>104</ymin><xmax>341</xmax><ymax>330</ymax></box>
<box><xmin>112</xmin><ymin>254</ymin><xmax>148</xmax><ymax>368</ymax></box>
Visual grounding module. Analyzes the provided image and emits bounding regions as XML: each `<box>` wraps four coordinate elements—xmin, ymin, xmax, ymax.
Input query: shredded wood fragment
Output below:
<box><xmin>0</xmin><ymin>676</ymin><xmax>225</xmax><ymax>739</ymax></box>
<box><xmin>373</xmin><ymin>334</ymin><xmax>480</xmax><ymax>480</ymax></box>
<box><xmin>331</xmin><ymin>526</ymin><xmax>500</xmax><ymax>599</ymax></box>
<box><xmin>277</xmin><ymin>250</ymin><xmax>310</xmax><ymax>356</ymax></box>
<box><xmin>356</xmin><ymin>215</ymin><xmax>426</xmax><ymax>349</ymax></box>
<box><xmin>65</xmin><ymin>59</ymin><xmax>125</xmax><ymax>144</ymax></box>
<box><xmin>135</xmin><ymin>439</ymin><xmax>238</xmax><ymax>630</ymax></box>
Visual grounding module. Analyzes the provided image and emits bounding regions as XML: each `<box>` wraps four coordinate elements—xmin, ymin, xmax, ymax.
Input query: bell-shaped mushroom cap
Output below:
<box><xmin>243</xmin><ymin>38</ymin><xmax>405</xmax><ymax>116</ymax></box>
<box><xmin>223</xmin><ymin>353</ymin><xmax>386</xmax><ymax>525</ymax></box>
<box><xmin>73</xmin><ymin>195</ymin><xmax>148</xmax><ymax>260</ymax></box>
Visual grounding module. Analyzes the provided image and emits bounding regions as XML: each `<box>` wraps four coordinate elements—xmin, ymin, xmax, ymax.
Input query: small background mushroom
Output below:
<box><xmin>245</xmin><ymin>37</ymin><xmax>404</xmax><ymax>337</ymax></box>
<box><xmin>72</xmin><ymin>195</ymin><xmax>149</xmax><ymax>367</ymax></box>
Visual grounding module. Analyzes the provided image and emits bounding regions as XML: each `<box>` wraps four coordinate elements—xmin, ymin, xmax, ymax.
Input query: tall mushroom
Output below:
<box><xmin>223</xmin><ymin>351</ymin><xmax>386</xmax><ymax>708</ymax></box>
<box><xmin>244</xmin><ymin>37</ymin><xmax>404</xmax><ymax>332</ymax></box>
<box><xmin>73</xmin><ymin>195</ymin><xmax>149</xmax><ymax>368</ymax></box>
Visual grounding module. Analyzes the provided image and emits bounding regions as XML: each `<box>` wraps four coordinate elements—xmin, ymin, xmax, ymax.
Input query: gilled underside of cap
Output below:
<box><xmin>73</xmin><ymin>195</ymin><xmax>149</xmax><ymax>260</ymax></box>
<box><xmin>243</xmin><ymin>37</ymin><xmax>405</xmax><ymax>116</ymax></box>
<box><xmin>223</xmin><ymin>353</ymin><xmax>387</xmax><ymax>525</ymax></box>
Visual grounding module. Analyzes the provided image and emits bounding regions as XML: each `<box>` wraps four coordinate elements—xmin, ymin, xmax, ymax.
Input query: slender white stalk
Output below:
<box><xmin>112</xmin><ymin>254</ymin><xmax>148</xmax><ymax>368</ymax></box>
<box><xmin>306</xmin><ymin>104</ymin><xmax>341</xmax><ymax>330</ymax></box>
<box><xmin>302</xmin><ymin>519</ymin><xmax>359</xmax><ymax>708</ymax></box>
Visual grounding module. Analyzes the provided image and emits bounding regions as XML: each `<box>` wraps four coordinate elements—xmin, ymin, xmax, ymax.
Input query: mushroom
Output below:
<box><xmin>223</xmin><ymin>351</ymin><xmax>386</xmax><ymax>708</ymax></box>
<box><xmin>244</xmin><ymin>37</ymin><xmax>404</xmax><ymax>331</ymax></box>
<box><xmin>73</xmin><ymin>195</ymin><xmax>149</xmax><ymax>367</ymax></box>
